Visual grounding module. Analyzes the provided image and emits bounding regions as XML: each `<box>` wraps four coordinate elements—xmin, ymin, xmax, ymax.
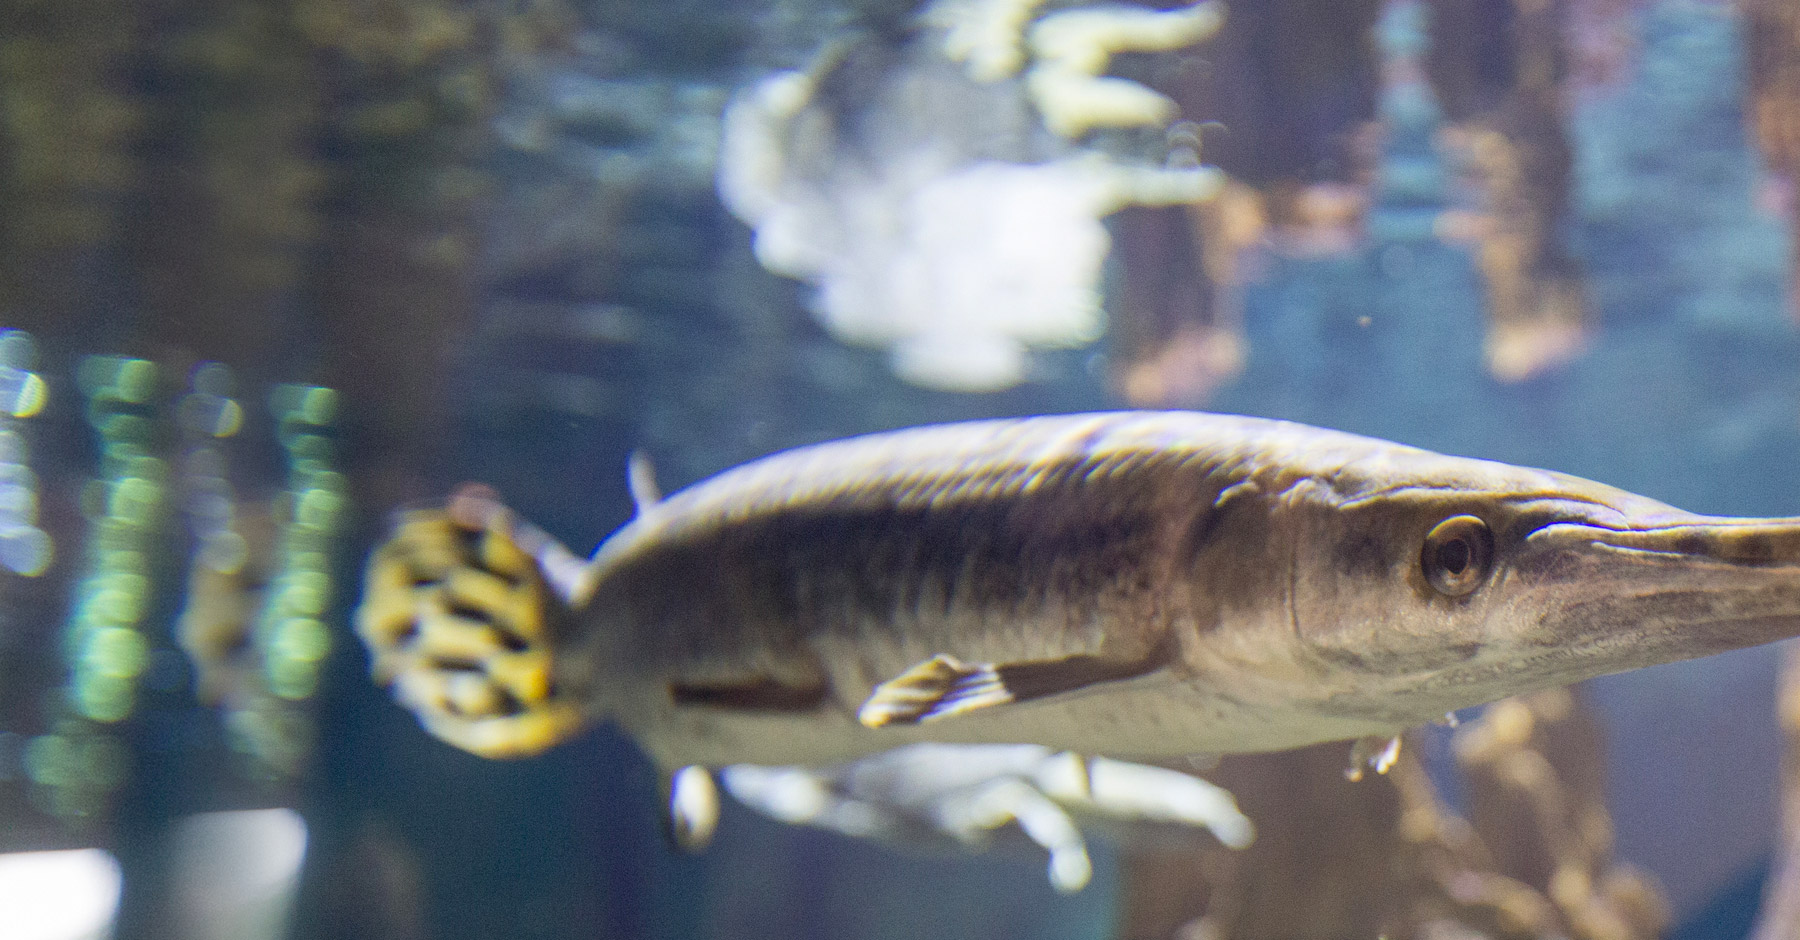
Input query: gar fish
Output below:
<box><xmin>358</xmin><ymin>410</ymin><xmax>1800</xmax><ymax>796</ymax></box>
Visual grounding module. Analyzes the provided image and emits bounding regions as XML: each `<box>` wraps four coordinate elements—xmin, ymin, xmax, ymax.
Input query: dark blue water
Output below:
<box><xmin>2</xmin><ymin>2</ymin><xmax>1794</xmax><ymax>938</ymax></box>
<box><xmin>322</xmin><ymin>3</ymin><xmax>1795</xmax><ymax>937</ymax></box>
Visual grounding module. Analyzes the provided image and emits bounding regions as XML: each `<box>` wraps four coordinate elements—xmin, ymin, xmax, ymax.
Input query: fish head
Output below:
<box><xmin>1282</xmin><ymin>450</ymin><xmax>1800</xmax><ymax>718</ymax></box>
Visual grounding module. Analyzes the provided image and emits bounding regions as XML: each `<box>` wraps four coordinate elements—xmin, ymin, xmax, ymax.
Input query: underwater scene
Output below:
<box><xmin>5</xmin><ymin>0</ymin><xmax>1800</xmax><ymax>938</ymax></box>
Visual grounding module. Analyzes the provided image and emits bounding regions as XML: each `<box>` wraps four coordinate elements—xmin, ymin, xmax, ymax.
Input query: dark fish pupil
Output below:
<box><xmin>1438</xmin><ymin>539</ymin><xmax>1470</xmax><ymax>575</ymax></box>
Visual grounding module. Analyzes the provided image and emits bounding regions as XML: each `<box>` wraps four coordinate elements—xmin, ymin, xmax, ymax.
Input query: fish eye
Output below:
<box><xmin>1421</xmin><ymin>515</ymin><xmax>1493</xmax><ymax>597</ymax></box>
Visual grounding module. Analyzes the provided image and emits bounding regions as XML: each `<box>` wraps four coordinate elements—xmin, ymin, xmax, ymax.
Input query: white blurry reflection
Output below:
<box><xmin>0</xmin><ymin>849</ymin><xmax>121</xmax><ymax>940</ymax></box>
<box><xmin>721</xmin><ymin>743</ymin><xmax>1252</xmax><ymax>894</ymax></box>
<box><xmin>170</xmin><ymin>808</ymin><xmax>307</xmax><ymax>940</ymax></box>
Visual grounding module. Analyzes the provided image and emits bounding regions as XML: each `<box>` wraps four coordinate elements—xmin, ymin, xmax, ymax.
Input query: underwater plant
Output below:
<box><xmin>0</xmin><ymin>344</ymin><xmax>346</xmax><ymax>831</ymax></box>
<box><xmin>718</xmin><ymin>0</ymin><xmax>1225</xmax><ymax>392</ymax></box>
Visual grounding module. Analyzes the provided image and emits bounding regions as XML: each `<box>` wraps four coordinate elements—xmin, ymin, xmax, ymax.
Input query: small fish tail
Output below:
<box><xmin>357</xmin><ymin>485</ymin><xmax>587</xmax><ymax>758</ymax></box>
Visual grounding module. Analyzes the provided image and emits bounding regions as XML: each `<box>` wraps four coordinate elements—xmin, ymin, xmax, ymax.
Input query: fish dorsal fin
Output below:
<box><xmin>627</xmin><ymin>449</ymin><xmax>662</xmax><ymax>515</ymax></box>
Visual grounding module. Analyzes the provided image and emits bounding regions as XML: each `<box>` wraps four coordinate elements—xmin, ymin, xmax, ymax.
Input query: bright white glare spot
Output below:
<box><xmin>720</xmin><ymin>765</ymin><xmax>832</xmax><ymax>823</ymax></box>
<box><xmin>1086</xmin><ymin>758</ymin><xmax>1255</xmax><ymax>849</ymax></box>
<box><xmin>0</xmin><ymin>848</ymin><xmax>122</xmax><ymax>940</ymax></box>
<box><xmin>668</xmin><ymin>766</ymin><xmax>720</xmax><ymax>850</ymax></box>
<box><xmin>171</xmin><ymin>809</ymin><xmax>307</xmax><ymax>940</ymax></box>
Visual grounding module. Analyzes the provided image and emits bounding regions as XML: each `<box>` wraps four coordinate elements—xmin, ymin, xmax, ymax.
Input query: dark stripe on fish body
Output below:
<box><xmin>588</xmin><ymin>447</ymin><xmax>1224</xmax><ymax>690</ymax></box>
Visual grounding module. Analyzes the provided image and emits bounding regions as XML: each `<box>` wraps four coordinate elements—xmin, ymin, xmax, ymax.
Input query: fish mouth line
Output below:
<box><xmin>1576</xmin><ymin>541</ymin><xmax>1749</xmax><ymax>564</ymax></box>
<box><xmin>1525</xmin><ymin>519</ymin><xmax>1800</xmax><ymax>568</ymax></box>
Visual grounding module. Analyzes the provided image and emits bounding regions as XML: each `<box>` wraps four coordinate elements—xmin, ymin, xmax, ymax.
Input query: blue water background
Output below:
<box><xmin>296</xmin><ymin>3</ymin><xmax>1797</xmax><ymax>938</ymax></box>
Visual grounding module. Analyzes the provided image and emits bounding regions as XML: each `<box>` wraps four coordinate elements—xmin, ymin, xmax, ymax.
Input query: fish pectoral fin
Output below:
<box><xmin>858</xmin><ymin>650</ymin><xmax>1166</xmax><ymax>728</ymax></box>
<box><xmin>857</xmin><ymin>656</ymin><xmax>1006</xmax><ymax>727</ymax></box>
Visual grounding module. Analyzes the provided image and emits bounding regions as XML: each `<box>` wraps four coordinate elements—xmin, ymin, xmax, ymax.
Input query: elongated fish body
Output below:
<box><xmin>359</xmin><ymin>411</ymin><xmax>1800</xmax><ymax>772</ymax></box>
<box><xmin>569</xmin><ymin>412</ymin><xmax>1309</xmax><ymax>768</ymax></box>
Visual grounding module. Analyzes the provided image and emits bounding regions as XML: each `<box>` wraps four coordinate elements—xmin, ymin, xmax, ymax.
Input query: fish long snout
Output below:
<box><xmin>1557</xmin><ymin>513</ymin><xmax>1800</xmax><ymax>568</ymax></box>
<box><xmin>1513</xmin><ymin>511</ymin><xmax>1800</xmax><ymax>671</ymax></box>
